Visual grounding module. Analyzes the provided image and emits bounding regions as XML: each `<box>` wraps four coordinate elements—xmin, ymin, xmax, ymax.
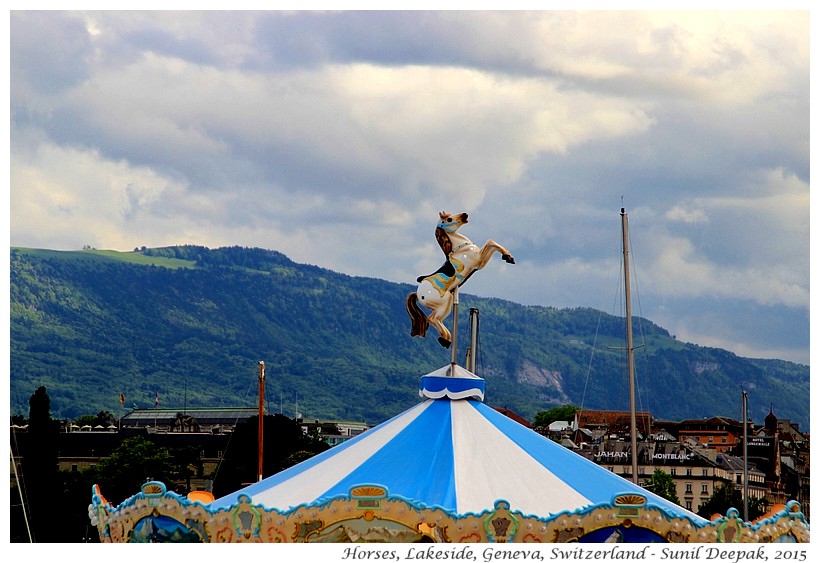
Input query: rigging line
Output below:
<box><xmin>735</xmin><ymin>386</ymin><xmax>745</xmax><ymax>424</ymax></box>
<box><xmin>581</xmin><ymin>239</ymin><xmax>624</xmax><ymax>414</ymax></box>
<box><xmin>10</xmin><ymin>444</ymin><xmax>33</xmax><ymax>542</ymax></box>
<box><xmin>626</xmin><ymin>222</ymin><xmax>652</xmax><ymax>441</ymax></box>
<box><xmin>615</xmin><ymin>241</ymin><xmax>631</xmax><ymax>412</ymax></box>
<box><xmin>605</xmin><ymin>223</ymin><xmax>644</xmax><ymax>420</ymax></box>
<box><xmin>579</xmin><ymin>308</ymin><xmax>605</xmax><ymax>415</ymax></box>
<box><xmin>211</xmin><ymin>367</ymin><xmax>260</xmax><ymax>484</ymax></box>
<box><xmin>263</xmin><ymin>363</ymin><xmax>273</xmax><ymax>417</ymax></box>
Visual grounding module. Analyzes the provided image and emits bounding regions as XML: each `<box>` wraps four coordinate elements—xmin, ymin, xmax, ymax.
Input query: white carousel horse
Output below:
<box><xmin>406</xmin><ymin>211</ymin><xmax>515</xmax><ymax>348</ymax></box>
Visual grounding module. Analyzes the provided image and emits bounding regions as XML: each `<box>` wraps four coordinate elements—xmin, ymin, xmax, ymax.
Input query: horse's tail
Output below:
<box><xmin>405</xmin><ymin>292</ymin><xmax>429</xmax><ymax>338</ymax></box>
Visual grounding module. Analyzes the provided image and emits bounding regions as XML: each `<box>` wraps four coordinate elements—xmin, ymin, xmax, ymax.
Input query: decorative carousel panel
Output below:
<box><xmin>90</xmin><ymin>482</ymin><xmax>809</xmax><ymax>543</ymax></box>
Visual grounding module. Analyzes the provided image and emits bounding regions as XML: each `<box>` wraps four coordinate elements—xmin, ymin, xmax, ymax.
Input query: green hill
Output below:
<box><xmin>9</xmin><ymin>245</ymin><xmax>810</xmax><ymax>431</ymax></box>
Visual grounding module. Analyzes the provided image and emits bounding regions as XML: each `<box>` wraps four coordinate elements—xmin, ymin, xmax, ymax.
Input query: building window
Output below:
<box><xmin>702</xmin><ymin>468</ymin><xmax>708</xmax><ymax>476</ymax></box>
<box><xmin>721</xmin><ymin>436</ymin><xmax>727</xmax><ymax>443</ymax></box>
<box><xmin>707</xmin><ymin>436</ymin><xmax>714</xmax><ymax>443</ymax></box>
<box><xmin>702</xmin><ymin>484</ymin><xmax>708</xmax><ymax>494</ymax></box>
<box><xmin>686</xmin><ymin>501</ymin><xmax>693</xmax><ymax>510</ymax></box>
<box><xmin>71</xmin><ymin>464</ymin><xmax>78</xmax><ymax>472</ymax></box>
<box><xmin>686</xmin><ymin>468</ymin><xmax>692</xmax><ymax>476</ymax></box>
<box><xmin>670</xmin><ymin>468</ymin><xmax>676</xmax><ymax>476</ymax></box>
<box><xmin>686</xmin><ymin>483</ymin><xmax>693</xmax><ymax>493</ymax></box>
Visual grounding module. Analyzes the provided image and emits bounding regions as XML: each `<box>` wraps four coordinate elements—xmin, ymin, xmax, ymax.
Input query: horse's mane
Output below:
<box><xmin>435</xmin><ymin>226</ymin><xmax>452</xmax><ymax>256</ymax></box>
<box><xmin>415</xmin><ymin>225</ymin><xmax>457</xmax><ymax>283</ymax></box>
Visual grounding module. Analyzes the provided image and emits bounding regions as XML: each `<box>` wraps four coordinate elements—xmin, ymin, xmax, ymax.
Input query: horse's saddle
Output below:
<box><xmin>416</xmin><ymin>259</ymin><xmax>455</xmax><ymax>283</ymax></box>
<box><xmin>416</xmin><ymin>226</ymin><xmax>479</xmax><ymax>285</ymax></box>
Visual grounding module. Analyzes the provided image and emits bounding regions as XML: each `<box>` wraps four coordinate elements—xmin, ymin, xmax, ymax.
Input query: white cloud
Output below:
<box><xmin>665</xmin><ymin>206</ymin><xmax>708</xmax><ymax>224</ymax></box>
<box><xmin>8</xmin><ymin>10</ymin><xmax>809</xmax><ymax>364</ymax></box>
<box><xmin>9</xmin><ymin>133</ymin><xmax>275</xmax><ymax>252</ymax></box>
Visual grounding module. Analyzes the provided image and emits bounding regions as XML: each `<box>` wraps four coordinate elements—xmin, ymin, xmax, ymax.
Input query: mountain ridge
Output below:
<box><xmin>9</xmin><ymin>245</ymin><xmax>810</xmax><ymax>431</ymax></box>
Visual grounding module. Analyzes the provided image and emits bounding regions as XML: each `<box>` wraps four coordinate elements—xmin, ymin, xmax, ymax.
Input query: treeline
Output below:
<box><xmin>142</xmin><ymin>244</ymin><xmax>293</xmax><ymax>271</ymax></box>
<box><xmin>10</xmin><ymin>386</ymin><xmax>328</xmax><ymax>543</ymax></box>
<box><xmin>9</xmin><ymin>246</ymin><xmax>811</xmax><ymax>430</ymax></box>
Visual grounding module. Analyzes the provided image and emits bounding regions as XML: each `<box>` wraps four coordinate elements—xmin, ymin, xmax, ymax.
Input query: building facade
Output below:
<box><xmin>553</xmin><ymin>408</ymin><xmax>808</xmax><ymax>518</ymax></box>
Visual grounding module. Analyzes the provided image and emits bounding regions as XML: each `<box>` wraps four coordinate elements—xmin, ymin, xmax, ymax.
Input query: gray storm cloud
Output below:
<box><xmin>9</xmin><ymin>10</ymin><xmax>809</xmax><ymax>364</ymax></box>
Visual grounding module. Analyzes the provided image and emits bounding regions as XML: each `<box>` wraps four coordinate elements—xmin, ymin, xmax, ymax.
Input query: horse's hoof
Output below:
<box><xmin>503</xmin><ymin>254</ymin><xmax>515</xmax><ymax>264</ymax></box>
<box><xmin>438</xmin><ymin>337</ymin><xmax>451</xmax><ymax>349</ymax></box>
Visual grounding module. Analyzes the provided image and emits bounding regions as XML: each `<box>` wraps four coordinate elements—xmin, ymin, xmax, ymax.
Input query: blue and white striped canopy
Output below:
<box><xmin>211</xmin><ymin>366</ymin><xmax>704</xmax><ymax>522</ymax></box>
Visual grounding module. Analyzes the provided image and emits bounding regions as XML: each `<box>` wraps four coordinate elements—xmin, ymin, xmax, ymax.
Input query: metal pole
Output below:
<box><xmin>468</xmin><ymin>307</ymin><xmax>479</xmax><ymax>373</ymax></box>
<box><xmin>257</xmin><ymin>361</ymin><xmax>265</xmax><ymax>482</ymax></box>
<box><xmin>622</xmin><ymin>208</ymin><xmax>639</xmax><ymax>484</ymax></box>
<box><xmin>449</xmin><ymin>286</ymin><xmax>459</xmax><ymax>376</ymax></box>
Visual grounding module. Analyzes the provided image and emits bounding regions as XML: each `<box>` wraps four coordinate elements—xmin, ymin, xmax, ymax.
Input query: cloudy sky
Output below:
<box><xmin>8</xmin><ymin>9</ymin><xmax>811</xmax><ymax>365</ymax></box>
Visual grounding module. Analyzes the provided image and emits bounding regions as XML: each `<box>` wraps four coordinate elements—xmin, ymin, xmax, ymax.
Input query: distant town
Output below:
<box><xmin>11</xmin><ymin>402</ymin><xmax>809</xmax><ymax>522</ymax></box>
<box><xmin>537</xmin><ymin>407</ymin><xmax>808</xmax><ymax>519</ymax></box>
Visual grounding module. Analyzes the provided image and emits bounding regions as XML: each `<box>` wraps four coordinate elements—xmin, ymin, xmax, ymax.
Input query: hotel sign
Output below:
<box><xmin>595</xmin><ymin>451</ymin><xmax>630</xmax><ymax>460</ymax></box>
<box><xmin>747</xmin><ymin>436</ymin><xmax>774</xmax><ymax>448</ymax></box>
<box><xmin>652</xmin><ymin>452</ymin><xmax>694</xmax><ymax>461</ymax></box>
<box><xmin>593</xmin><ymin>449</ymin><xmax>695</xmax><ymax>463</ymax></box>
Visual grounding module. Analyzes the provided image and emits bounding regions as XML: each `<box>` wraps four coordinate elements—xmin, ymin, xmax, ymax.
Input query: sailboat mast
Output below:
<box><xmin>621</xmin><ymin>208</ymin><xmax>639</xmax><ymax>484</ymax></box>
<box><xmin>257</xmin><ymin>361</ymin><xmax>265</xmax><ymax>482</ymax></box>
<box><xmin>742</xmin><ymin>390</ymin><xmax>749</xmax><ymax>520</ymax></box>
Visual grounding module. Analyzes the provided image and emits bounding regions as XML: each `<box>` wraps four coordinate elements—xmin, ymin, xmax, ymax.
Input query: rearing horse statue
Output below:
<box><xmin>406</xmin><ymin>211</ymin><xmax>515</xmax><ymax>348</ymax></box>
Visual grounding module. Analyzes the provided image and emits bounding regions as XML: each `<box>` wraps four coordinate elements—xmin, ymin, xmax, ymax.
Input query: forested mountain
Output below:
<box><xmin>9</xmin><ymin>246</ymin><xmax>810</xmax><ymax>431</ymax></box>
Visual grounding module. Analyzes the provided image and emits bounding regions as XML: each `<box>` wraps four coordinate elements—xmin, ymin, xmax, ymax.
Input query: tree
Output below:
<box><xmin>95</xmin><ymin>410</ymin><xmax>117</xmax><ymax>427</ymax></box>
<box><xmin>20</xmin><ymin>386</ymin><xmax>60</xmax><ymax>542</ymax></box>
<box><xmin>92</xmin><ymin>436</ymin><xmax>176</xmax><ymax>505</ymax></box>
<box><xmin>74</xmin><ymin>414</ymin><xmax>97</xmax><ymax>427</ymax></box>
<box><xmin>284</xmin><ymin>450</ymin><xmax>318</xmax><ymax>467</ymax></box>
<box><xmin>55</xmin><ymin>466</ymin><xmax>100</xmax><ymax>542</ymax></box>
<box><xmin>211</xmin><ymin>414</ymin><xmax>329</xmax><ymax>498</ymax></box>
<box><xmin>75</xmin><ymin>411</ymin><xmax>117</xmax><ymax>428</ymax></box>
<box><xmin>533</xmin><ymin>404</ymin><xmax>578</xmax><ymax>429</ymax></box>
<box><xmin>697</xmin><ymin>482</ymin><xmax>767</xmax><ymax>521</ymax></box>
<box><xmin>643</xmin><ymin>469</ymin><xmax>680</xmax><ymax>505</ymax></box>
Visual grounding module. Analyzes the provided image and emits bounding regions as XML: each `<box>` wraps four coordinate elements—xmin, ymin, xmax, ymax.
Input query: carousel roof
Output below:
<box><xmin>210</xmin><ymin>365</ymin><xmax>706</xmax><ymax>523</ymax></box>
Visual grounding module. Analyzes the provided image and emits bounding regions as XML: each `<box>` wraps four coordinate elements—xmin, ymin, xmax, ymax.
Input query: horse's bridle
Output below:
<box><xmin>438</xmin><ymin>218</ymin><xmax>462</xmax><ymax>233</ymax></box>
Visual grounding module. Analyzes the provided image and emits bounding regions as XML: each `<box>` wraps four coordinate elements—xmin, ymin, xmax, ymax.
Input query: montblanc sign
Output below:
<box><xmin>652</xmin><ymin>452</ymin><xmax>694</xmax><ymax>461</ymax></box>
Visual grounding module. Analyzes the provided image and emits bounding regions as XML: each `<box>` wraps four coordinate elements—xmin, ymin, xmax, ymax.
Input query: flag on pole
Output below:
<box><xmin>155</xmin><ymin>391</ymin><xmax>159</xmax><ymax>408</ymax></box>
<box><xmin>119</xmin><ymin>393</ymin><xmax>125</xmax><ymax>405</ymax></box>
